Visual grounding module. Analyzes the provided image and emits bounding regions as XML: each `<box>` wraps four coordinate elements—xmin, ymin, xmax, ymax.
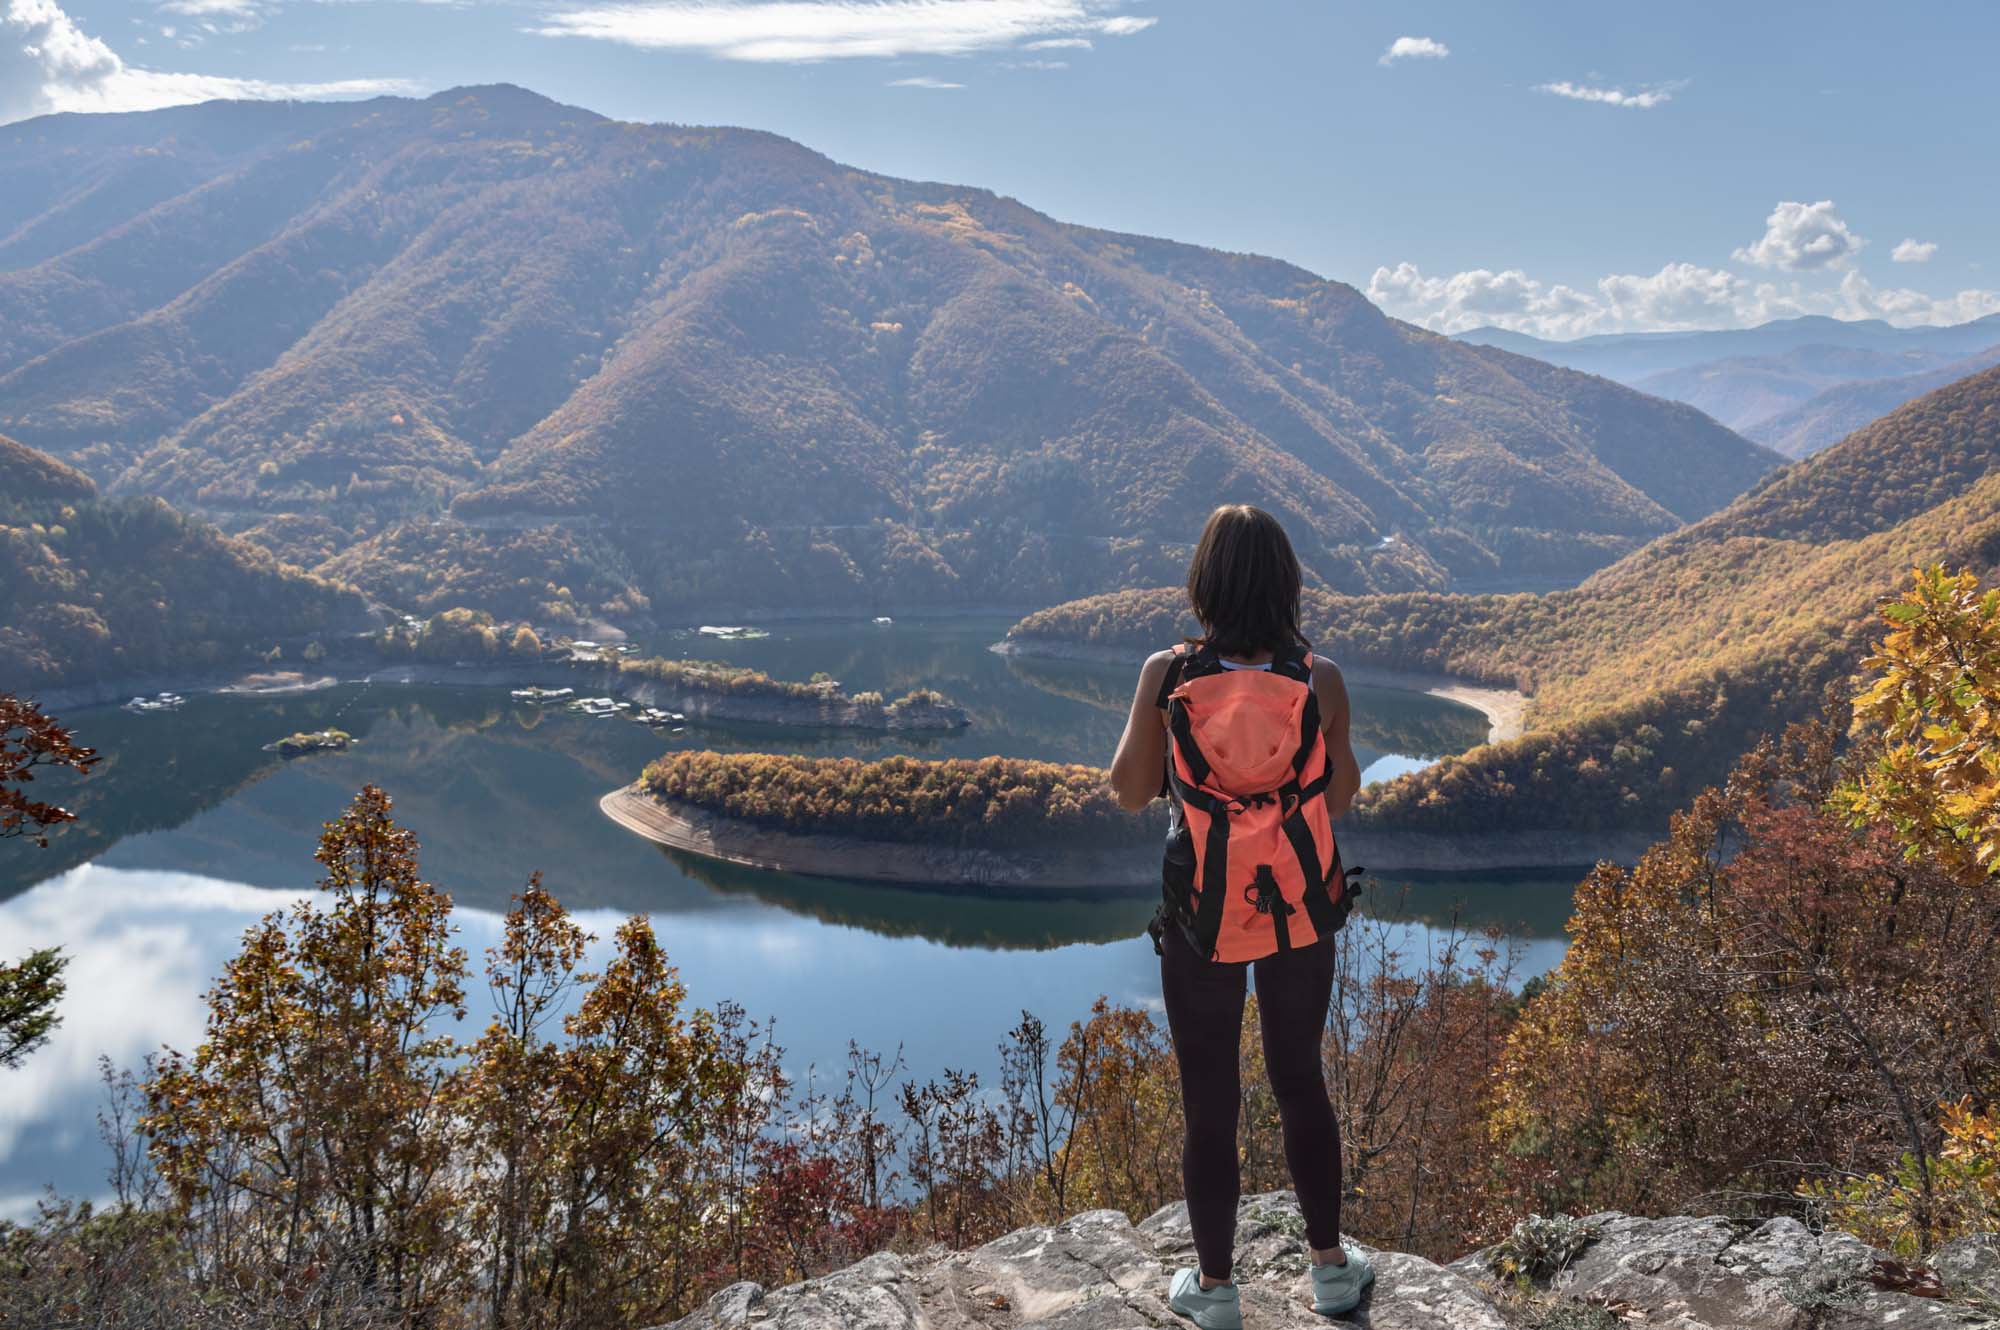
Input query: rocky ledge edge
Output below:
<box><xmin>661</xmin><ymin>1192</ymin><xmax>2000</xmax><ymax>1330</ymax></box>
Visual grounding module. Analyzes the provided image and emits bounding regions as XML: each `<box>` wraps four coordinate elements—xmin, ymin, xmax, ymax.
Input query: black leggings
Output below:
<box><xmin>1160</xmin><ymin>924</ymin><xmax>1342</xmax><ymax>1281</ymax></box>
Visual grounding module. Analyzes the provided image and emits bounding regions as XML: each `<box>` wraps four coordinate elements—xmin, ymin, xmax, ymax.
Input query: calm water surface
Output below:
<box><xmin>0</xmin><ymin>618</ymin><xmax>1577</xmax><ymax>1213</ymax></box>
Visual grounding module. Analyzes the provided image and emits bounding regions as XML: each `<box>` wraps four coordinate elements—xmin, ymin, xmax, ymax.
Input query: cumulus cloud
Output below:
<box><xmin>1597</xmin><ymin>262</ymin><xmax>1744</xmax><ymax>329</ymax></box>
<box><xmin>1891</xmin><ymin>237</ymin><xmax>1938</xmax><ymax>263</ymax></box>
<box><xmin>1370</xmin><ymin>255</ymin><xmax>2000</xmax><ymax>339</ymax></box>
<box><xmin>1535</xmin><ymin>78</ymin><xmax>1682</xmax><ymax>109</ymax></box>
<box><xmin>886</xmin><ymin>73</ymin><xmax>961</xmax><ymax>87</ymax></box>
<box><xmin>1366</xmin><ymin>262</ymin><xmax>1604</xmax><ymax>339</ymax></box>
<box><xmin>2</xmin><ymin>0</ymin><xmax>413</xmax><ymax>124</ymax></box>
<box><xmin>1732</xmin><ymin>199</ymin><xmax>1864</xmax><ymax>271</ymax></box>
<box><xmin>1378</xmin><ymin>35</ymin><xmax>1447</xmax><ymax>66</ymax></box>
<box><xmin>533</xmin><ymin>0</ymin><xmax>1156</xmax><ymax>61</ymax></box>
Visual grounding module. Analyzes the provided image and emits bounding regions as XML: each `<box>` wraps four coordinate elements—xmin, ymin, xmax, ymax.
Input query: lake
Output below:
<box><xmin>0</xmin><ymin>617</ymin><xmax>1580</xmax><ymax>1215</ymax></box>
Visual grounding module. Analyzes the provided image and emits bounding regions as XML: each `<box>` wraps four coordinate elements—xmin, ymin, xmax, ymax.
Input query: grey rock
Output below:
<box><xmin>665</xmin><ymin>1200</ymin><xmax>1982</xmax><ymax>1330</ymax></box>
<box><xmin>666</xmin><ymin>1252</ymin><xmax>922</xmax><ymax>1329</ymax></box>
<box><xmin>1935</xmin><ymin>1233</ymin><xmax>2000</xmax><ymax>1303</ymax></box>
<box><xmin>1556</xmin><ymin>1211</ymin><xmax>1976</xmax><ymax>1330</ymax></box>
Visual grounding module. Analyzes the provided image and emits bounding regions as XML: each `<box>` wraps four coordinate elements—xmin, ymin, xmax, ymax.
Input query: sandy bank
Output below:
<box><xmin>992</xmin><ymin>638</ymin><xmax>1530</xmax><ymax>745</ymax></box>
<box><xmin>600</xmin><ymin>785</ymin><xmax>1150</xmax><ymax>891</ymax></box>
<box><xmin>601</xmin><ymin>785</ymin><xmax>1647</xmax><ymax>887</ymax></box>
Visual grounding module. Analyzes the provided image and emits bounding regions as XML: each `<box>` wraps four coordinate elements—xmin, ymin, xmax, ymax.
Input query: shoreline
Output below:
<box><xmin>601</xmin><ymin>785</ymin><xmax>1649</xmax><ymax>886</ymax></box>
<box><xmin>600</xmin><ymin>785</ymin><xmax>1154</xmax><ymax>893</ymax></box>
<box><xmin>31</xmin><ymin>658</ymin><xmax>968</xmax><ymax>731</ymax></box>
<box><xmin>992</xmin><ymin>638</ymin><xmax>1531</xmax><ymax>745</ymax></box>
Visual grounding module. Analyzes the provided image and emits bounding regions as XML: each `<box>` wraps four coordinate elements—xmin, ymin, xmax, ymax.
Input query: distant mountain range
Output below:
<box><xmin>1459</xmin><ymin>314</ymin><xmax>2000</xmax><ymax>384</ymax></box>
<box><xmin>0</xmin><ymin>85</ymin><xmax>1775</xmax><ymax>623</ymax></box>
<box><xmin>1458</xmin><ymin>315</ymin><xmax>2000</xmax><ymax>443</ymax></box>
<box><xmin>1743</xmin><ymin>342</ymin><xmax>2000</xmax><ymax>457</ymax></box>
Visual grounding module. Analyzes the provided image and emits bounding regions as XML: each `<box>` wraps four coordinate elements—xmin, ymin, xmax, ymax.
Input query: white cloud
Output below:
<box><xmin>1891</xmin><ymin>237</ymin><xmax>1938</xmax><ymax>263</ymax></box>
<box><xmin>157</xmin><ymin>0</ymin><xmax>261</xmax><ymax>18</ymax></box>
<box><xmin>1378</xmin><ymin>35</ymin><xmax>1447</xmax><ymax>66</ymax></box>
<box><xmin>533</xmin><ymin>0</ymin><xmax>1156</xmax><ymax>61</ymax></box>
<box><xmin>1367</xmin><ymin>262</ymin><xmax>1606</xmax><ymax>339</ymax></box>
<box><xmin>886</xmin><ymin>73</ymin><xmax>961</xmax><ymax>88</ymax></box>
<box><xmin>1823</xmin><ymin>269</ymin><xmax>1999</xmax><ymax>325</ymax></box>
<box><xmin>2</xmin><ymin>0</ymin><xmax>413</xmax><ymax>124</ymax></box>
<box><xmin>1023</xmin><ymin>35</ymin><xmax>1089</xmax><ymax>49</ymax></box>
<box><xmin>1597</xmin><ymin>262</ymin><xmax>1744</xmax><ymax>329</ymax></box>
<box><xmin>1535</xmin><ymin>78</ymin><xmax>1682</xmax><ymax>109</ymax></box>
<box><xmin>1732</xmin><ymin>199</ymin><xmax>1864</xmax><ymax>271</ymax></box>
<box><xmin>1370</xmin><ymin>255</ymin><xmax>2000</xmax><ymax>339</ymax></box>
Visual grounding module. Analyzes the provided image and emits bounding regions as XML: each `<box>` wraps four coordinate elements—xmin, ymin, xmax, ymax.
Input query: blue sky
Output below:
<box><xmin>5</xmin><ymin>0</ymin><xmax>1995</xmax><ymax>337</ymax></box>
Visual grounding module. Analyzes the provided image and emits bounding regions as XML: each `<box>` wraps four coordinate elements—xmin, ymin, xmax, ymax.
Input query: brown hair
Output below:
<box><xmin>1184</xmin><ymin>504</ymin><xmax>1308</xmax><ymax>658</ymax></box>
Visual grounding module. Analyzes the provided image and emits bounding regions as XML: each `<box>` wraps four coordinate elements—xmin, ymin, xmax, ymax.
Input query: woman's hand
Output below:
<box><xmin>1109</xmin><ymin>649</ymin><xmax>1176</xmax><ymax>811</ymax></box>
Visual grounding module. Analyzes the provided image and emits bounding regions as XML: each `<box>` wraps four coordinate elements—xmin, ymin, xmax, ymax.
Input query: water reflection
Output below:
<box><xmin>0</xmin><ymin>616</ymin><xmax>1578</xmax><ymax>1215</ymax></box>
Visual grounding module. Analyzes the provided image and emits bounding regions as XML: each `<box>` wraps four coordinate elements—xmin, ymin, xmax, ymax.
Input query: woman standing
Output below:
<box><xmin>1109</xmin><ymin>504</ymin><xmax>1373</xmax><ymax>1327</ymax></box>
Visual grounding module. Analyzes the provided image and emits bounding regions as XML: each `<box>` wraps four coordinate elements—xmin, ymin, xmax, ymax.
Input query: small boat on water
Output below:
<box><xmin>123</xmin><ymin>692</ymin><xmax>185</xmax><ymax>713</ymax></box>
<box><xmin>697</xmin><ymin>625</ymin><xmax>767</xmax><ymax>640</ymax></box>
<box><xmin>511</xmin><ymin>686</ymin><xmax>575</xmax><ymax>703</ymax></box>
<box><xmin>567</xmin><ymin>696</ymin><xmax>626</xmax><ymax>717</ymax></box>
<box><xmin>633</xmin><ymin>708</ymin><xmax>687</xmax><ymax>728</ymax></box>
<box><xmin>873</xmin><ymin>615</ymin><xmax>894</xmax><ymax>625</ymax></box>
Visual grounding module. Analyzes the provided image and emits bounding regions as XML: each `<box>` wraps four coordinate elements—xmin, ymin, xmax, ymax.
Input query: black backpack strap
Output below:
<box><xmin>1156</xmin><ymin>648</ymin><xmax>1191</xmax><ymax>799</ymax></box>
<box><xmin>1153</xmin><ymin>648</ymin><xmax>1189</xmax><ymax>710</ymax></box>
<box><xmin>1271</xmin><ymin>641</ymin><xmax>1314</xmax><ymax>683</ymax></box>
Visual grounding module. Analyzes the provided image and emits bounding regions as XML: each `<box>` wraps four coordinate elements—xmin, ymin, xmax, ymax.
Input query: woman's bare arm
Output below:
<box><xmin>1313</xmin><ymin>656</ymin><xmax>1363</xmax><ymax>817</ymax></box>
<box><xmin>1109</xmin><ymin>649</ymin><xmax>1176</xmax><ymax>812</ymax></box>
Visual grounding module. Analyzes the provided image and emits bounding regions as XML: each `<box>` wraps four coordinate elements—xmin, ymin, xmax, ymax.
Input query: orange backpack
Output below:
<box><xmin>1149</xmin><ymin>642</ymin><xmax>1361</xmax><ymax>963</ymax></box>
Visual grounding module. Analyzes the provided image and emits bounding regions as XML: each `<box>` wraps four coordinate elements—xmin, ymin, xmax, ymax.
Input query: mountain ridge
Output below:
<box><xmin>1</xmin><ymin>85</ymin><xmax>1774</xmax><ymax>621</ymax></box>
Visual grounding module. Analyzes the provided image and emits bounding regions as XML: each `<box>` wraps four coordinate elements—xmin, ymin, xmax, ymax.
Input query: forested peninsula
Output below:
<box><xmin>607</xmin><ymin>751</ymin><xmax>1656</xmax><ymax>881</ymax></box>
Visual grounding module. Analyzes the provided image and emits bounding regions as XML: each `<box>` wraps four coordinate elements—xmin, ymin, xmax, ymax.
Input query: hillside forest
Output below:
<box><xmin>1</xmin><ymin>87</ymin><xmax>1774</xmax><ymax>624</ymax></box>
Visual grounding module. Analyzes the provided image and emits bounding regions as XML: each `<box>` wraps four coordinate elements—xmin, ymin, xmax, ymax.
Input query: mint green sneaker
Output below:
<box><xmin>1310</xmin><ymin>1243</ymin><xmax>1375</xmax><ymax>1316</ymax></box>
<box><xmin>1168</xmin><ymin>1267</ymin><xmax>1243</xmax><ymax>1329</ymax></box>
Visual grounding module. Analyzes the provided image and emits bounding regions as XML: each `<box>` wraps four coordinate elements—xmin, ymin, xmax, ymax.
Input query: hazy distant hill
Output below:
<box><xmin>0</xmin><ymin>86</ymin><xmax>1773</xmax><ymax>621</ymax></box>
<box><xmin>0</xmin><ymin>433</ymin><xmax>374</xmax><ymax>688</ymax></box>
<box><xmin>1630</xmin><ymin>344</ymin><xmax>1959</xmax><ymax>431</ymax></box>
<box><xmin>1007</xmin><ymin>364</ymin><xmax>2000</xmax><ymax>836</ymax></box>
<box><xmin>1459</xmin><ymin>314</ymin><xmax>2000</xmax><ymax>384</ymax></box>
<box><xmin>1744</xmin><ymin>343</ymin><xmax>2000</xmax><ymax>457</ymax></box>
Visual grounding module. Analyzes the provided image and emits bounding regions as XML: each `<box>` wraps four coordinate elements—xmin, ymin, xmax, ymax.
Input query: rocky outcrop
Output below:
<box><xmin>664</xmin><ymin>1194</ymin><xmax>1999</xmax><ymax>1330</ymax></box>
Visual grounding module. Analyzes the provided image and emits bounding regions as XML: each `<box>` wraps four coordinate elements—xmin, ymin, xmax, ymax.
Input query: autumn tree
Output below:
<box><xmin>1048</xmin><ymin>999</ymin><xmax>1183</xmax><ymax>1221</ymax></box>
<box><xmin>145</xmin><ymin>784</ymin><xmax>472</xmax><ymax>1322</ymax></box>
<box><xmin>1324</xmin><ymin>910</ymin><xmax>1524</xmax><ymax>1257</ymax></box>
<box><xmin>1494</xmin><ymin>720</ymin><xmax>2000</xmax><ymax>1248</ymax></box>
<box><xmin>0</xmin><ymin>693</ymin><xmax>94</xmax><ymax>1072</ymax></box>
<box><xmin>1840</xmin><ymin>564</ymin><xmax>2000</xmax><ymax>881</ymax></box>
<box><xmin>533</xmin><ymin>917</ymin><xmax>750</xmax><ymax>1324</ymax></box>
<box><xmin>1</xmin><ymin>692</ymin><xmax>98</xmax><ymax>845</ymax></box>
